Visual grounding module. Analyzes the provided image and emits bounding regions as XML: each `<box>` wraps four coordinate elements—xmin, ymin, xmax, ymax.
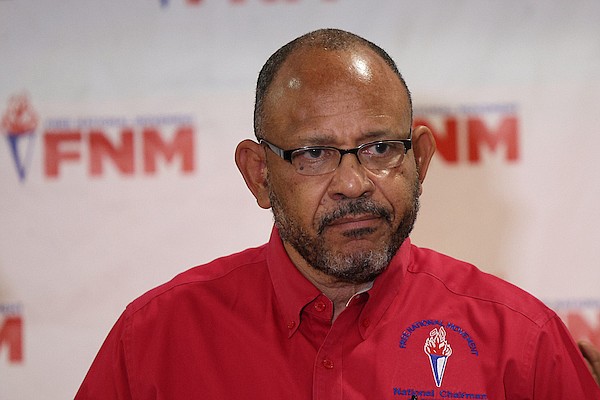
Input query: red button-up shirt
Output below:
<box><xmin>76</xmin><ymin>227</ymin><xmax>599</xmax><ymax>399</ymax></box>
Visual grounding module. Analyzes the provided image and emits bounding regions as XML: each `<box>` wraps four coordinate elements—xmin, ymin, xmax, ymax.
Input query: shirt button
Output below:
<box><xmin>287</xmin><ymin>321</ymin><xmax>296</xmax><ymax>329</ymax></box>
<box><xmin>362</xmin><ymin>319</ymin><xmax>370</xmax><ymax>328</ymax></box>
<box><xmin>314</xmin><ymin>301</ymin><xmax>326</xmax><ymax>312</ymax></box>
<box><xmin>322</xmin><ymin>359</ymin><xmax>334</xmax><ymax>369</ymax></box>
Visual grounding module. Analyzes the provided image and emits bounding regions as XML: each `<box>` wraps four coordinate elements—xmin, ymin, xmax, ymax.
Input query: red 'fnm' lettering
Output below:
<box><xmin>414</xmin><ymin>117</ymin><xmax>458</xmax><ymax>163</ymax></box>
<box><xmin>0</xmin><ymin>316</ymin><xmax>23</xmax><ymax>363</ymax></box>
<box><xmin>44</xmin><ymin>131</ymin><xmax>82</xmax><ymax>176</ymax></box>
<box><xmin>143</xmin><ymin>127</ymin><xmax>194</xmax><ymax>173</ymax></box>
<box><xmin>44</xmin><ymin>126</ymin><xmax>195</xmax><ymax>177</ymax></box>
<box><xmin>468</xmin><ymin>116</ymin><xmax>518</xmax><ymax>162</ymax></box>
<box><xmin>89</xmin><ymin>129</ymin><xmax>135</xmax><ymax>175</ymax></box>
<box><xmin>414</xmin><ymin>115</ymin><xmax>519</xmax><ymax>163</ymax></box>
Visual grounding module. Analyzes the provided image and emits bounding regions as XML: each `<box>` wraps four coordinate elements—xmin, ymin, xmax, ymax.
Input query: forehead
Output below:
<box><xmin>262</xmin><ymin>46</ymin><xmax>410</xmax><ymax>144</ymax></box>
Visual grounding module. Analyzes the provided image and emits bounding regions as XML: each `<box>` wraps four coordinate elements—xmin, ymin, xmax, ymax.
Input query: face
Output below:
<box><xmin>261</xmin><ymin>47</ymin><xmax>422</xmax><ymax>284</ymax></box>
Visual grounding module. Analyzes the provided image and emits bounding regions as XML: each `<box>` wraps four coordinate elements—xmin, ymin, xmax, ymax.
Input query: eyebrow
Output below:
<box><xmin>296</xmin><ymin>130</ymin><xmax>396</xmax><ymax>147</ymax></box>
<box><xmin>363</xmin><ymin>130</ymin><xmax>395</xmax><ymax>140</ymax></box>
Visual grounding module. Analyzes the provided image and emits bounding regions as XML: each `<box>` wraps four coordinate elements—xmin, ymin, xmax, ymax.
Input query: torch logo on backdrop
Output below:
<box><xmin>424</xmin><ymin>327</ymin><xmax>452</xmax><ymax>387</ymax></box>
<box><xmin>1</xmin><ymin>93</ymin><xmax>39</xmax><ymax>182</ymax></box>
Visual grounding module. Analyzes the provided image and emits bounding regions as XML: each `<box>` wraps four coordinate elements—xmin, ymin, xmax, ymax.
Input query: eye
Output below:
<box><xmin>362</xmin><ymin>142</ymin><xmax>395</xmax><ymax>158</ymax></box>
<box><xmin>305</xmin><ymin>148</ymin><xmax>325</xmax><ymax>159</ymax></box>
<box><xmin>293</xmin><ymin>147</ymin><xmax>335</xmax><ymax>161</ymax></box>
<box><xmin>372</xmin><ymin>142</ymin><xmax>391</xmax><ymax>155</ymax></box>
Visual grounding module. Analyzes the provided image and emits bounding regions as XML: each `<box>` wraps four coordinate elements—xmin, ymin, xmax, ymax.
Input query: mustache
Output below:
<box><xmin>317</xmin><ymin>198</ymin><xmax>393</xmax><ymax>234</ymax></box>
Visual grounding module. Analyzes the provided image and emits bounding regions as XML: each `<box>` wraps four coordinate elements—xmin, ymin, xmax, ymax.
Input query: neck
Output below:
<box><xmin>315</xmin><ymin>277</ymin><xmax>372</xmax><ymax>322</ymax></box>
<box><xmin>284</xmin><ymin>242</ymin><xmax>372</xmax><ymax>322</ymax></box>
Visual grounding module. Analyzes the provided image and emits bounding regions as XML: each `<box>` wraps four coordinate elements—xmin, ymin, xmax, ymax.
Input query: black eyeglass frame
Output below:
<box><xmin>259</xmin><ymin>136</ymin><xmax>412</xmax><ymax>174</ymax></box>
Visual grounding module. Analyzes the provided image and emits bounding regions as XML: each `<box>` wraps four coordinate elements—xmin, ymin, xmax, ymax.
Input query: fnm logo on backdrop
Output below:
<box><xmin>44</xmin><ymin>116</ymin><xmax>195</xmax><ymax>178</ymax></box>
<box><xmin>2</xmin><ymin>93</ymin><xmax>196</xmax><ymax>181</ymax></box>
<box><xmin>415</xmin><ymin>103</ymin><xmax>519</xmax><ymax>163</ymax></box>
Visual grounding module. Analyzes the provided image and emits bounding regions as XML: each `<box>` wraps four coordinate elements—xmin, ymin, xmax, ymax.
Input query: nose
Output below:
<box><xmin>327</xmin><ymin>153</ymin><xmax>375</xmax><ymax>200</ymax></box>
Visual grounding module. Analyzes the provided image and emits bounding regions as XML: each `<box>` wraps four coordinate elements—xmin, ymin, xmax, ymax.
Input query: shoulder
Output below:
<box><xmin>408</xmin><ymin>244</ymin><xmax>555</xmax><ymax>327</ymax></box>
<box><xmin>124</xmin><ymin>244</ymin><xmax>269</xmax><ymax>317</ymax></box>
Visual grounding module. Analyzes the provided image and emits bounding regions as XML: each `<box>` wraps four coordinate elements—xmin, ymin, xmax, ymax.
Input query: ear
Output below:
<box><xmin>235</xmin><ymin>139</ymin><xmax>272</xmax><ymax>209</ymax></box>
<box><xmin>411</xmin><ymin>125</ymin><xmax>436</xmax><ymax>194</ymax></box>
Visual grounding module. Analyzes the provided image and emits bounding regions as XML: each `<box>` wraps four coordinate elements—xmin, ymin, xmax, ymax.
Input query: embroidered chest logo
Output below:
<box><xmin>424</xmin><ymin>327</ymin><xmax>452</xmax><ymax>387</ymax></box>
<box><xmin>394</xmin><ymin>320</ymin><xmax>487</xmax><ymax>398</ymax></box>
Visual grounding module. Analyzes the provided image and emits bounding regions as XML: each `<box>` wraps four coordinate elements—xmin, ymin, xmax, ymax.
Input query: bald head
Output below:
<box><xmin>254</xmin><ymin>28</ymin><xmax>412</xmax><ymax>140</ymax></box>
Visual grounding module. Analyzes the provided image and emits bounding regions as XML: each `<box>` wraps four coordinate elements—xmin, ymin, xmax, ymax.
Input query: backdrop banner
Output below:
<box><xmin>1</xmin><ymin>1</ymin><xmax>599</xmax><ymax>398</ymax></box>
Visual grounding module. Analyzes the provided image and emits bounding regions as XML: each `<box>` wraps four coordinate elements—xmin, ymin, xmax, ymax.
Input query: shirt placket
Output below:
<box><xmin>310</xmin><ymin>294</ymin><xmax>366</xmax><ymax>400</ymax></box>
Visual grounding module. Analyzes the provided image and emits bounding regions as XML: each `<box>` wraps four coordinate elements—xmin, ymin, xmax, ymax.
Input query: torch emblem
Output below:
<box><xmin>424</xmin><ymin>326</ymin><xmax>452</xmax><ymax>387</ymax></box>
<box><xmin>1</xmin><ymin>93</ymin><xmax>38</xmax><ymax>181</ymax></box>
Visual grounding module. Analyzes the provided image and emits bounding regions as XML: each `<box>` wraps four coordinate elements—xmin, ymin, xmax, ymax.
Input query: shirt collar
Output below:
<box><xmin>266</xmin><ymin>226</ymin><xmax>321</xmax><ymax>337</ymax></box>
<box><xmin>357</xmin><ymin>238</ymin><xmax>411</xmax><ymax>338</ymax></box>
<box><xmin>266</xmin><ymin>225</ymin><xmax>412</xmax><ymax>339</ymax></box>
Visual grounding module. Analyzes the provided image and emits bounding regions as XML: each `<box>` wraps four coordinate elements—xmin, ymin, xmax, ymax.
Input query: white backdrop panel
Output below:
<box><xmin>1</xmin><ymin>1</ymin><xmax>599</xmax><ymax>398</ymax></box>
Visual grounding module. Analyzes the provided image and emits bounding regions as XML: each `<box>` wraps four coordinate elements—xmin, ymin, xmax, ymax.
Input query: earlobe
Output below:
<box><xmin>411</xmin><ymin>125</ymin><xmax>436</xmax><ymax>187</ymax></box>
<box><xmin>235</xmin><ymin>139</ymin><xmax>272</xmax><ymax>209</ymax></box>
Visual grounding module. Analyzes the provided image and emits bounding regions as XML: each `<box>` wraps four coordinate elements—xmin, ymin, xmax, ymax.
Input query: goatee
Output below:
<box><xmin>268</xmin><ymin>177</ymin><xmax>420</xmax><ymax>284</ymax></box>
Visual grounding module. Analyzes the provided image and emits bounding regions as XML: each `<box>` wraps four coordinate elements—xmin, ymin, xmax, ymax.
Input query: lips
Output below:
<box><xmin>317</xmin><ymin>199</ymin><xmax>392</xmax><ymax>235</ymax></box>
<box><xmin>319</xmin><ymin>213</ymin><xmax>385</xmax><ymax>237</ymax></box>
<box><xmin>327</xmin><ymin>214</ymin><xmax>381</xmax><ymax>227</ymax></box>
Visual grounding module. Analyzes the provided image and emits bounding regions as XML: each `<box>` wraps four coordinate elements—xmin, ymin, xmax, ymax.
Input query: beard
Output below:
<box><xmin>268</xmin><ymin>176</ymin><xmax>420</xmax><ymax>284</ymax></box>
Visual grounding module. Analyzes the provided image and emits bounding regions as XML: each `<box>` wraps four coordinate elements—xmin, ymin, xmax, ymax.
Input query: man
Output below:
<box><xmin>76</xmin><ymin>29</ymin><xmax>600</xmax><ymax>399</ymax></box>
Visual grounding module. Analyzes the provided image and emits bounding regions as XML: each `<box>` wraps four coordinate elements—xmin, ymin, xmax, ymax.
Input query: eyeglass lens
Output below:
<box><xmin>291</xmin><ymin>141</ymin><xmax>407</xmax><ymax>176</ymax></box>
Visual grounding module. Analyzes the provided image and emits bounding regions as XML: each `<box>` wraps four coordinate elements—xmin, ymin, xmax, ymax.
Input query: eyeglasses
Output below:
<box><xmin>260</xmin><ymin>135</ymin><xmax>412</xmax><ymax>176</ymax></box>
